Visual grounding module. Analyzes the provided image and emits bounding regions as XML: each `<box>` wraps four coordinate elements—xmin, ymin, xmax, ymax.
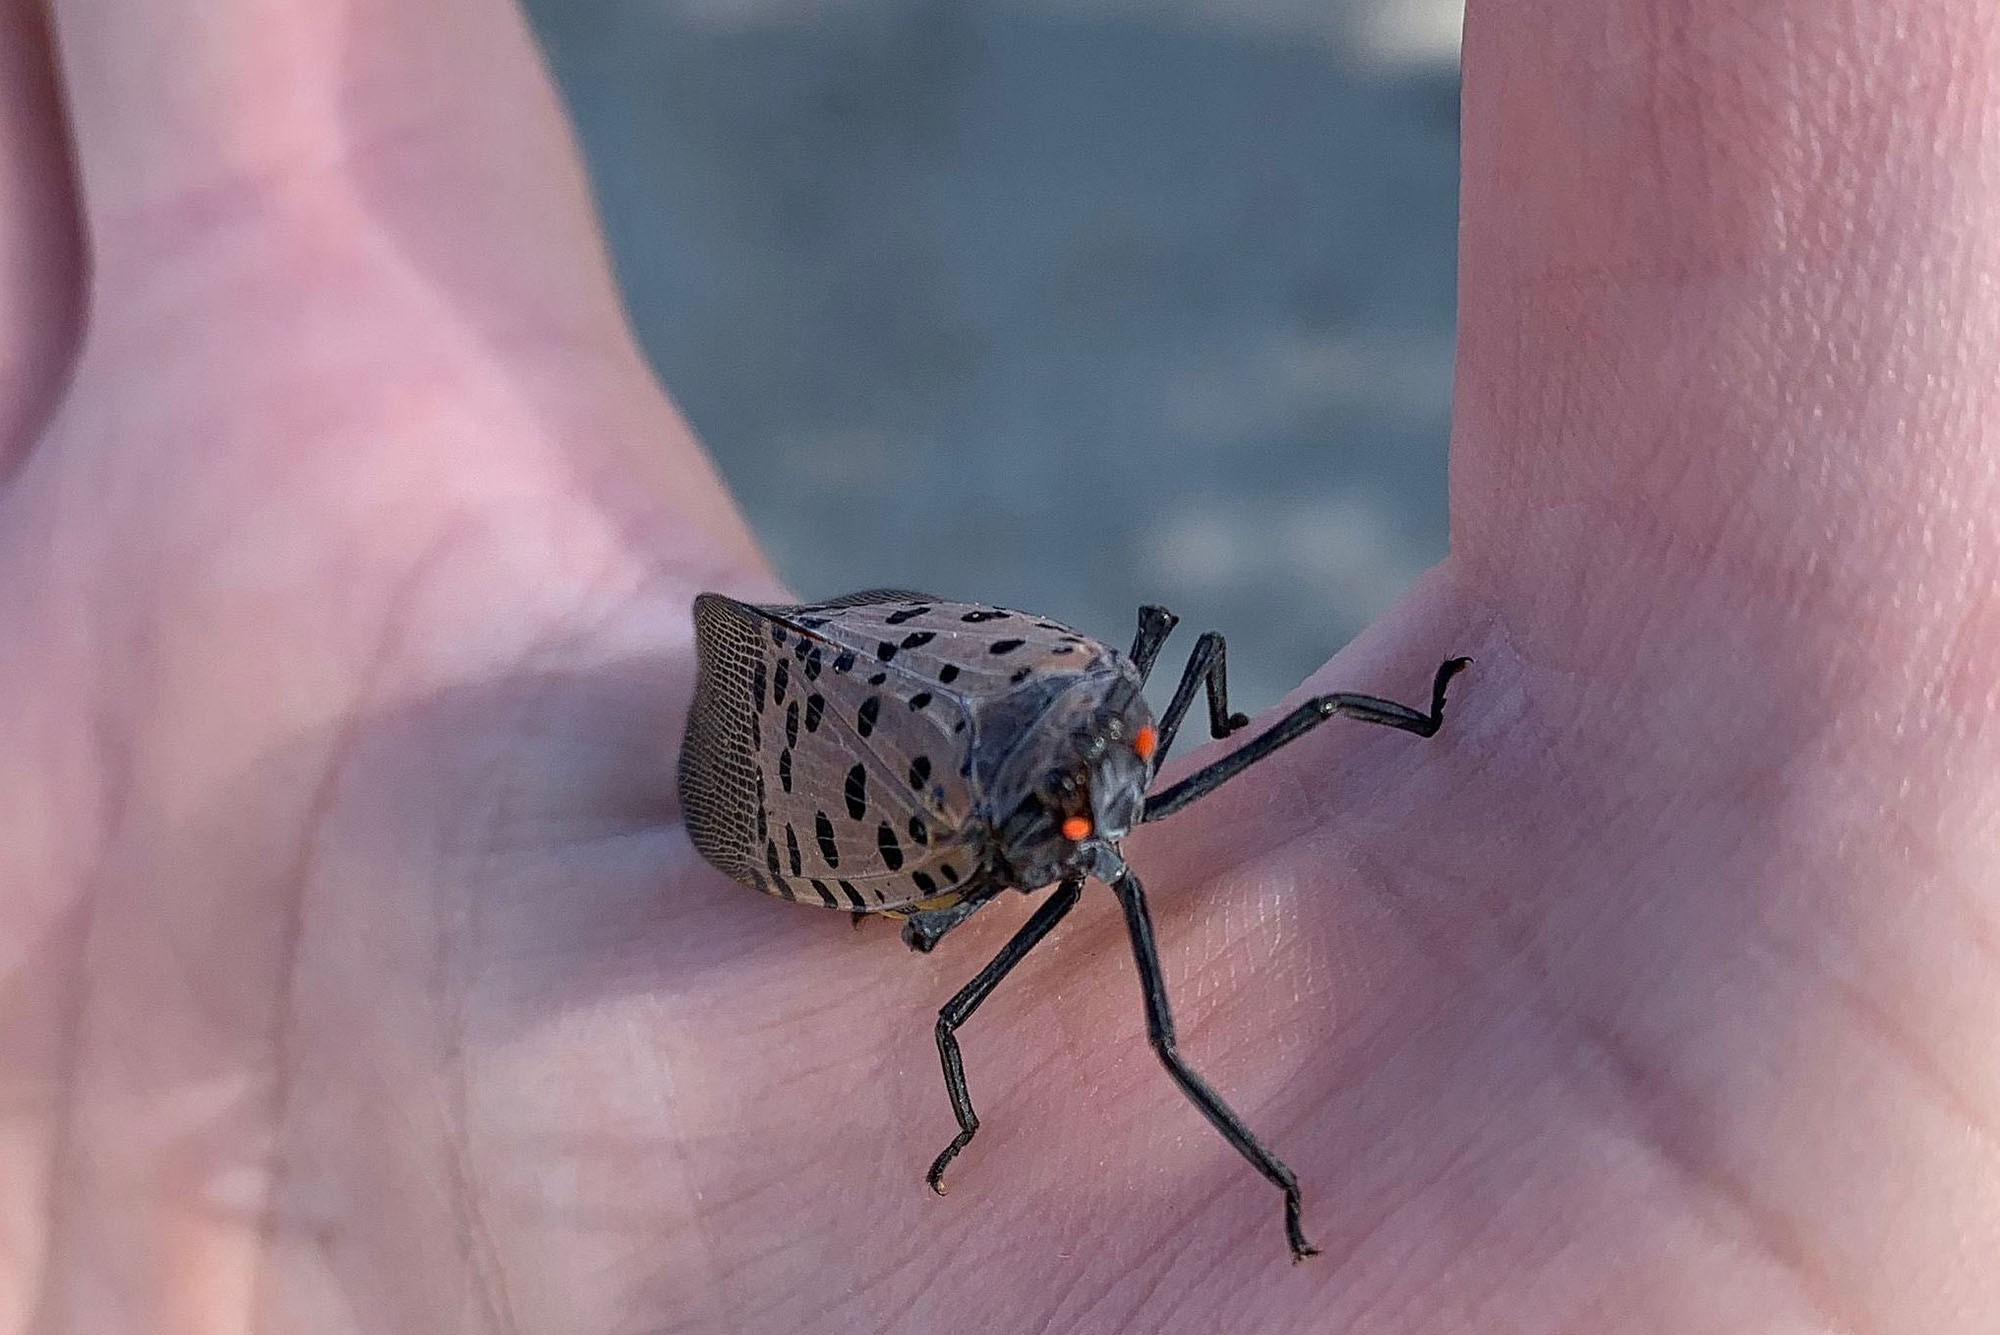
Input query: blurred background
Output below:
<box><xmin>526</xmin><ymin>0</ymin><xmax>1463</xmax><ymax>711</ymax></box>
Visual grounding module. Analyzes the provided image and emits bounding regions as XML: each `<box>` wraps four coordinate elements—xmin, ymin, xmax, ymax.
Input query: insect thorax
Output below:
<box><xmin>977</xmin><ymin>665</ymin><xmax>1155</xmax><ymax>890</ymax></box>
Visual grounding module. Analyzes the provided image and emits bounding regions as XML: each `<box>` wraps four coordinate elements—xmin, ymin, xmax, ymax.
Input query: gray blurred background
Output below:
<box><xmin>526</xmin><ymin>0</ymin><xmax>1463</xmax><ymax>710</ymax></box>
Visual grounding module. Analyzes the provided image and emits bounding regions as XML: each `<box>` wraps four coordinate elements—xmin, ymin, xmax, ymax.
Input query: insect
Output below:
<box><xmin>679</xmin><ymin>589</ymin><xmax>1468</xmax><ymax>1261</ymax></box>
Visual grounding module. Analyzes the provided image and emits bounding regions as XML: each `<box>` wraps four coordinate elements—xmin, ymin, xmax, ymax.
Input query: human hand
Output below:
<box><xmin>3</xmin><ymin>1</ymin><xmax>1994</xmax><ymax>1331</ymax></box>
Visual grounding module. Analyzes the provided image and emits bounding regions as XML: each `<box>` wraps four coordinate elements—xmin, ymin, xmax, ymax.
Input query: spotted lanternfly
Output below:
<box><xmin>679</xmin><ymin>589</ymin><xmax>1468</xmax><ymax>1261</ymax></box>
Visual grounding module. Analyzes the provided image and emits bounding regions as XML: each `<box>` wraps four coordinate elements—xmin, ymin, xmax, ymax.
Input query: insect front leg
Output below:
<box><xmin>1151</xmin><ymin>630</ymin><xmax>1252</xmax><ymax>768</ymax></box>
<box><xmin>1106</xmin><ymin>862</ymin><xmax>1318</xmax><ymax>1263</ymax></box>
<box><xmin>1127</xmin><ymin>604</ymin><xmax>1179</xmax><ymax>682</ymax></box>
<box><xmin>1144</xmin><ymin>656</ymin><xmax>1469</xmax><ymax>822</ymax></box>
<box><xmin>926</xmin><ymin>877</ymin><xmax>1083</xmax><ymax>1193</ymax></box>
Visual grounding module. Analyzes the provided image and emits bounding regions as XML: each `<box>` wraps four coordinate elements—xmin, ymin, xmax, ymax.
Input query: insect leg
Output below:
<box><xmin>1144</xmin><ymin>657</ymin><xmax>1469</xmax><ymax>823</ymax></box>
<box><xmin>1128</xmin><ymin>604</ymin><xmax>1179</xmax><ymax>683</ymax></box>
<box><xmin>901</xmin><ymin>897</ymin><xmax>984</xmax><ymax>953</ymax></box>
<box><xmin>1151</xmin><ymin>631</ymin><xmax>1252</xmax><ymax>767</ymax></box>
<box><xmin>1107</xmin><ymin>863</ymin><xmax>1318</xmax><ymax>1263</ymax></box>
<box><xmin>927</xmin><ymin>877</ymin><xmax>1084</xmax><ymax>1193</ymax></box>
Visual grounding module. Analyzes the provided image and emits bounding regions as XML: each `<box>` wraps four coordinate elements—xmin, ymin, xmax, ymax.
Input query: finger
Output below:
<box><xmin>1443</xmin><ymin>13</ymin><xmax>2000</xmax><ymax>1330</ymax></box>
<box><xmin>0</xmin><ymin>0</ymin><xmax>82</xmax><ymax>479</ymax></box>
<box><xmin>44</xmin><ymin>0</ymin><xmax>624</xmax><ymax>329</ymax></box>
<box><xmin>1452</xmin><ymin>1</ymin><xmax>2000</xmax><ymax>670</ymax></box>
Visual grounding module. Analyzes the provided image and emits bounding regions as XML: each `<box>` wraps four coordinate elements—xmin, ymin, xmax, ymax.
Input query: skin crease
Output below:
<box><xmin>0</xmin><ymin>0</ymin><xmax>1996</xmax><ymax>1329</ymax></box>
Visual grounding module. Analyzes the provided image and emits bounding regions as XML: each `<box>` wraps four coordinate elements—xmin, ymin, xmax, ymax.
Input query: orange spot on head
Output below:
<box><xmin>1133</xmin><ymin>724</ymin><xmax>1157</xmax><ymax>762</ymax></box>
<box><xmin>1061</xmin><ymin>815</ymin><xmax>1092</xmax><ymax>841</ymax></box>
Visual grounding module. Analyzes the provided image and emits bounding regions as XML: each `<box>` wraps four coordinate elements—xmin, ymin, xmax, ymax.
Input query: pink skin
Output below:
<box><xmin>1</xmin><ymin>0</ymin><xmax>1996</xmax><ymax>1329</ymax></box>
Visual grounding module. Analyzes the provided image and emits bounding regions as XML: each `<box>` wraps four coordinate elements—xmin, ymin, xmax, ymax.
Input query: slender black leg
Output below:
<box><xmin>1144</xmin><ymin>656</ymin><xmax>1470</xmax><ymax>823</ymax></box>
<box><xmin>900</xmin><ymin>897</ymin><xmax>984</xmax><ymax>953</ymax></box>
<box><xmin>1128</xmin><ymin>604</ymin><xmax>1179</xmax><ymax>684</ymax></box>
<box><xmin>1107</xmin><ymin>863</ymin><xmax>1318</xmax><ymax>1262</ymax></box>
<box><xmin>926</xmin><ymin>877</ymin><xmax>1084</xmax><ymax>1192</ymax></box>
<box><xmin>1151</xmin><ymin>631</ymin><xmax>1252</xmax><ymax>768</ymax></box>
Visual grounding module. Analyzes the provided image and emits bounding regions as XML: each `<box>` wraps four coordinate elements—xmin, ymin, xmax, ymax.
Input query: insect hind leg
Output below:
<box><xmin>925</xmin><ymin>878</ymin><xmax>1083</xmax><ymax>1192</ymax></box>
<box><xmin>900</xmin><ymin>898</ymin><xmax>983</xmax><ymax>953</ymax></box>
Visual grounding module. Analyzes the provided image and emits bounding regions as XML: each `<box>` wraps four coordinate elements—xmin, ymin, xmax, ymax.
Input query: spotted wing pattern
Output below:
<box><xmin>683</xmin><ymin>592</ymin><xmax>997</xmax><ymax>912</ymax></box>
<box><xmin>777</xmin><ymin>591</ymin><xmax>1114</xmax><ymax>700</ymax></box>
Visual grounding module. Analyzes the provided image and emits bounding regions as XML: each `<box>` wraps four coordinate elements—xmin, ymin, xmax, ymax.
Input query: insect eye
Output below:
<box><xmin>1046</xmin><ymin>770</ymin><xmax>1078</xmax><ymax>799</ymax></box>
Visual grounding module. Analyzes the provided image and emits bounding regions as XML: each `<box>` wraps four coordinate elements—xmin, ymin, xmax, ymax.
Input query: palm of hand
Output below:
<box><xmin>5</xmin><ymin>3</ymin><xmax>1997</xmax><ymax>1332</ymax></box>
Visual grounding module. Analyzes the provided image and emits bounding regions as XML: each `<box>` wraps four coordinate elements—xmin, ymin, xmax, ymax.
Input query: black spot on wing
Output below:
<box><xmin>845</xmin><ymin>764</ymin><xmax>868</xmax><ymax>820</ymax></box>
<box><xmin>857</xmin><ymin>696</ymin><xmax>881</xmax><ymax>738</ymax></box>
<box><xmin>877</xmin><ymin>822</ymin><xmax>904</xmax><ymax>870</ymax></box>
<box><xmin>815</xmin><ymin>811</ymin><xmax>840</xmax><ymax>866</ymax></box>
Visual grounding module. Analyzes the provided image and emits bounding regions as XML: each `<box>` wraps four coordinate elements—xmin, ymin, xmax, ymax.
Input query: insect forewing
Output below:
<box><xmin>787</xmin><ymin>594</ymin><xmax>1110</xmax><ymax>698</ymax></box>
<box><xmin>683</xmin><ymin>592</ymin><xmax>990</xmax><ymax>912</ymax></box>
